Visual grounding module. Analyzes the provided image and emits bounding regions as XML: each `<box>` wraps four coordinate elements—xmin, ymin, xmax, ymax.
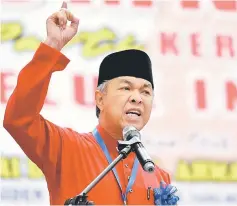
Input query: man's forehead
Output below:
<box><xmin>115</xmin><ymin>76</ymin><xmax>152</xmax><ymax>87</ymax></box>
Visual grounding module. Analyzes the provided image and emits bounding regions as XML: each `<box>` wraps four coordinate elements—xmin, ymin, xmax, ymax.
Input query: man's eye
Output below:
<box><xmin>143</xmin><ymin>90</ymin><xmax>150</xmax><ymax>95</ymax></box>
<box><xmin>122</xmin><ymin>87</ymin><xmax>130</xmax><ymax>91</ymax></box>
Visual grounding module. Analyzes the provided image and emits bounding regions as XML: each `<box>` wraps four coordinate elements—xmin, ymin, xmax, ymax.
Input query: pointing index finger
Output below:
<box><xmin>61</xmin><ymin>1</ymin><xmax>67</xmax><ymax>9</ymax></box>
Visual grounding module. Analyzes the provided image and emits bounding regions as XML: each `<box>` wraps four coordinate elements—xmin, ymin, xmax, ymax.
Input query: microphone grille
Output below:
<box><xmin>122</xmin><ymin>126</ymin><xmax>140</xmax><ymax>141</ymax></box>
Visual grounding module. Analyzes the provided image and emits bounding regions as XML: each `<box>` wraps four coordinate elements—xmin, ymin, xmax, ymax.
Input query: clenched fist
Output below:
<box><xmin>44</xmin><ymin>1</ymin><xmax>79</xmax><ymax>51</ymax></box>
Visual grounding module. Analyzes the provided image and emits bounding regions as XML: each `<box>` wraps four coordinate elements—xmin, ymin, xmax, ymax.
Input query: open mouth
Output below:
<box><xmin>126</xmin><ymin>111</ymin><xmax>141</xmax><ymax>117</ymax></box>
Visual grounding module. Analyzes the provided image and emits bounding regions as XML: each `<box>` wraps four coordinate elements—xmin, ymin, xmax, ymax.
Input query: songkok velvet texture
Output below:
<box><xmin>97</xmin><ymin>49</ymin><xmax>154</xmax><ymax>89</ymax></box>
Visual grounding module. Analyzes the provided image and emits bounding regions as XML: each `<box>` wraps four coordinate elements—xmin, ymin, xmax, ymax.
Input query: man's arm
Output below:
<box><xmin>3</xmin><ymin>42</ymin><xmax>69</xmax><ymax>172</ymax></box>
<box><xmin>3</xmin><ymin>1</ymin><xmax>79</xmax><ymax>174</ymax></box>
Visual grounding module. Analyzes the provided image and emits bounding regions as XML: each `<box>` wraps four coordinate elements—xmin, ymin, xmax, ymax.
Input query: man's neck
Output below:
<box><xmin>99</xmin><ymin>118</ymin><xmax>123</xmax><ymax>140</ymax></box>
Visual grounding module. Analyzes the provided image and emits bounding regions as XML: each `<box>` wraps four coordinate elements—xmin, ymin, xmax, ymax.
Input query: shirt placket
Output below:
<box><xmin>122</xmin><ymin>157</ymin><xmax>134</xmax><ymax>202</ymax></box>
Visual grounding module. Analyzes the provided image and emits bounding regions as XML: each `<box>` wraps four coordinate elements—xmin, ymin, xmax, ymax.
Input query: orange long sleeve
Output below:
<box><xmin>3</xmin><ymin>42</ymin><xmax>70</xmax><ymax>174</ymax></box>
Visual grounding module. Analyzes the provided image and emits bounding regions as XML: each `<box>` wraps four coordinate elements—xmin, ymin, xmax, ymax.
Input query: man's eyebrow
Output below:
<box><xmin>119</xmin><ymin>79</ymin><xmax>152</xmax><ymax>89</ymax></box>
<box><xmin>143</xmin><ymin>83</ymin><xmax>152</xmax><ymax>89</ymax></box>
<box><xmin>118</xmin><ymin>79</ymin><xmax>133</xmax><ymax>86</ymax></box>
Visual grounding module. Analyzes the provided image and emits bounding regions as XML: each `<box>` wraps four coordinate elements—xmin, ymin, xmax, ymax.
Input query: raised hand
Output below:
<box><xmin>44</xmin><ymin>1</ymin><xmax>79</xmax><ymax>51</ymax></box>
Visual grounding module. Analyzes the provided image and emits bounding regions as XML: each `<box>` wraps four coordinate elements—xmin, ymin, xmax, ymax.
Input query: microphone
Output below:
<box><xmin>122</xmin><ymin>126</ymin><xmax>155</xmax><ymax>173</ymax></box>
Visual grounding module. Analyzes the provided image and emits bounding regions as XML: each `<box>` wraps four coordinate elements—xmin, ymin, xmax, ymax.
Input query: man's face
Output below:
<box><xmin>97</xmin><ymin>76</ymin><xmax>153</xmax><ymax>131</ymax></box>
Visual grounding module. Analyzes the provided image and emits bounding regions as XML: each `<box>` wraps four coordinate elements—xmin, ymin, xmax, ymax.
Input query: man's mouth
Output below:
<box><xmin>126</xmin><ymin>110</ymin><xmax>141</xmax><ymax>117</ymax></box>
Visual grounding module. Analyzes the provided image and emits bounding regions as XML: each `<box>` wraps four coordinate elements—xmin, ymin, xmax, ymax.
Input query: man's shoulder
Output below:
<box><xmin>59</xmin><ymin>127</ymin><xmax>94</xmax><ymax>143</ymax></box>
<box><xmin>156</xmin><ymin>165</ymin><xmax>169</xmax><ymax>175</ymax></box>
<box><xmin>155</xmin><ymin>165</ymin><xmax>171</xmax><ymax>184</ymax></box>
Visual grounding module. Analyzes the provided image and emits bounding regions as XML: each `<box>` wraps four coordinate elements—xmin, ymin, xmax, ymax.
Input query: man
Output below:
<box><xmin>3</xmin><ymin>2</ymin><xmax>178</xmax><ymax>205</ymax></box>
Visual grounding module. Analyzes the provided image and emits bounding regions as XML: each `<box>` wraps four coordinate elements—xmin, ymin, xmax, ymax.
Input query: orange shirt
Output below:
<box><xmin>3</xmin><ymin>43</ymin><xmax>171</xmax><ymax>205</ymax></box>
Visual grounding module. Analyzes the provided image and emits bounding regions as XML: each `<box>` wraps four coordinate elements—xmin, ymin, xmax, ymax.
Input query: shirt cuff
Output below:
<box><xmin>33</xmin><ymin>42</ymin><xmax>70</xmax><ymax>72</ymax></box>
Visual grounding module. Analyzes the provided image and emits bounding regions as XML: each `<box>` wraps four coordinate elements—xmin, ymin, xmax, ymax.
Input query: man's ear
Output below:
<box><xmin>95</xmin><ymin>90</ymin><xmax>104</xmax><ymax>112</ymax></box>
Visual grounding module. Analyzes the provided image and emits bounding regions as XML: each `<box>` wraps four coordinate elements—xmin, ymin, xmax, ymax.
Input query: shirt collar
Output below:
<box><xmin>95</xmin><ymin>124</ymin><xmax>137</xmax><ymax>164</ymax></box>
<box><xmin>96</xmin><ymin>124</ymin><xmax>119</xmax><ymax>154</ymax></box>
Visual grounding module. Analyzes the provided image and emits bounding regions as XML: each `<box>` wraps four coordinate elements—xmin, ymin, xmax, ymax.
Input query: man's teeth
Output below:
<box><xmin>127</xmin><ymin>113</ymin><xmax>139</xmax><ymax>117</ymax></box>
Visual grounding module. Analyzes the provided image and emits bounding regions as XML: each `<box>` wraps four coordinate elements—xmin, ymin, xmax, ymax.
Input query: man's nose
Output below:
<box><xmin>129</xmin><ymin>91</ymin><xmax>142</xmax><ymax>104</ymax></box>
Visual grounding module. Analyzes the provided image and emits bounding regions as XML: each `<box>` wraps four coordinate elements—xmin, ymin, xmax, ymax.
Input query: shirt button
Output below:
<box><xmin>125</xmin><ymin>164</ymin><xmax>129</xmax><ymax>168</ymax></box>
<box><xmin>129</xmin><ymin>189</ymin><xmax>133</xmax><ymax>193</ymax></box>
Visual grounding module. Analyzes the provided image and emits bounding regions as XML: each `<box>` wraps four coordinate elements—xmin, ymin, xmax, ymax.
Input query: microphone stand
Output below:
<box><xmin>64</xmin><ymin>137</ymin><xmax>141</xmax><ymax>205</ymax></box>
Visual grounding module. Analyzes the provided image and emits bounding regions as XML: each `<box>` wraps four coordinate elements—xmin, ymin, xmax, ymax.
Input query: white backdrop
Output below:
<box><xmin>1</xmin><ymin>0</ymin><xmax>237</xmax><ymax>205</ymax></box>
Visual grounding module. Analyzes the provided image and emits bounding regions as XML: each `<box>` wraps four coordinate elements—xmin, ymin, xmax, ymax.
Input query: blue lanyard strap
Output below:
<box><xmin>92</xmin><ymin>128</ymin><xmax>139</xmax><ymax>205</ymax></box>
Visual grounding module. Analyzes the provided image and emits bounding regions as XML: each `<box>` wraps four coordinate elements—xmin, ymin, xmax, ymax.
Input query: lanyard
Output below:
<box><xmin>92</xmin><ymin>128</ymin><xmax>139</xmax><ymax>205</ymax></box>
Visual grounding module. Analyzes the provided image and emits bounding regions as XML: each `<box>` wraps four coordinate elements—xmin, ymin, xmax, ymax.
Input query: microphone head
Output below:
<box><xmin>144</xmin><ymin>162</ymin><xmax>155</xmax><ymax>173</ymax></box>
<box><xmin>122</xmin><ymin>125</ymin><xmax>141</xmax><ymax>141</ymax></box>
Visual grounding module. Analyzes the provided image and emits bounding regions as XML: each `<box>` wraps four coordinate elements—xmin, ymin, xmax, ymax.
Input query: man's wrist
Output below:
<box><xmin>44</xmin><ymin>38</ymin><xmax>62</xmax><ymax>51</ymax></box>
